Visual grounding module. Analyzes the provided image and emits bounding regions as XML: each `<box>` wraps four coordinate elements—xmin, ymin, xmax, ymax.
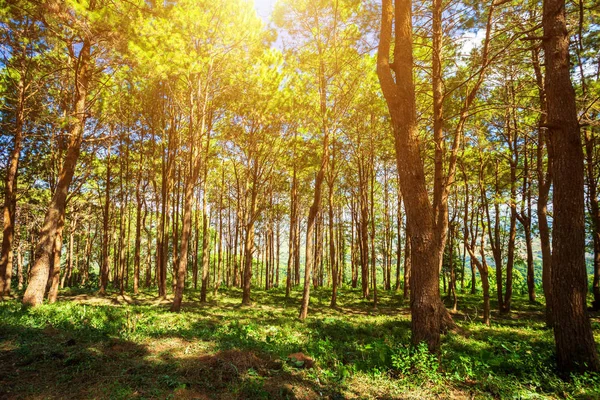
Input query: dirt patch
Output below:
<box><xmin>179</xmin><ymin>349</ymin><xmax>280</xmax><ymax>388</ymax></box>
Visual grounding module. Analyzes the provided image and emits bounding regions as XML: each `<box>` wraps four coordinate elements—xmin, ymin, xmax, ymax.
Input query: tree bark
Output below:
<box><xmin>47</xmin><ymin>215</ymin><xmax>65</xmax><ymax>304</ymax></box>
<box><xmin>532</xmin><ymin>46</ymin><xmax>553</xmax><ymax>326</ymax></box>
<box><xmin>23</xmin><ymin>39</ymin><xmax>91</xmax><ymax>307</ymax></box>
<box><xmin>0</xmin><ymin>75</ymin><xmax>25</xmax><ymax>298</ymax></box>
<box><xmin>543</xmin><ymin>0</ymin><xmax>600</xmax><ymax>374</ymax></box>
<box><xmin>377</xmin><ymin>0</ymin><xmax>452</xmax><ymax>352</ymax></box>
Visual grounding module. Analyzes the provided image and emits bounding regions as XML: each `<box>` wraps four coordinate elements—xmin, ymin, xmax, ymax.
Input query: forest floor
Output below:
<box><xmin>1</xmin><ymin>287</ymin><xmax>600</xmax><ymax>399</ymax></box>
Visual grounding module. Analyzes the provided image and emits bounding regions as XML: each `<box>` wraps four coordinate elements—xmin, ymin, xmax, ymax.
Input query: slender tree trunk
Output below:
<box><xmin>61</xmin><ymin>224</ymin><xmax>75</xmax><ymax>289</ymax></box>
<box><xmin>403</xmin><ymin>232</ymin><xmax>411</xmax><ymax>300</ymax></box>
<box><xmin>200</xmin><ymin>184</ymin><xmax>210</xmax><ymax>302</ymax></box>
<box><xmin>329</xmin><ymin>181</ymin><xmax>338</xmax><ymax>307</ymax></box>
<box><xmin>23</xmin><ymin>40</ymin><xmax>91</xmax><ymax>307</ymax></box>
<box><xmin>171</xmin><ymin>164</ymin><xmax>201</xmax><ymax>311</ymax></box>
<box><xmin>17</xmin><ymin>243</ymin><xmax>23</xmax><ymax>291</ymax></box>
<box><xmin>532</xmin><ymin>46</ymin><xmax>553</xmax><ymax>326</ymax></box>
<box><xmin>0</xmin><ymin>75</ymin><xmax>25</xmax><ymax>297</ymax></box>
<box><xmin>214</xmin><ymin>170</ymin><xmax>224</xmax><ymax>297</ymax></box>
<box><xmin>369</xmin><ymin>155</ymin><xmax>377</xmax><ymax>307</ymax></box>
<box><xmin>298</xmin><ymin>47</ymin><xmax>330</xmax><ymax>320</ymax></box>
<box><xmin>585</xmin><ymin>129</ymin><xmax>600</xmax><ymax>309</ymax></box>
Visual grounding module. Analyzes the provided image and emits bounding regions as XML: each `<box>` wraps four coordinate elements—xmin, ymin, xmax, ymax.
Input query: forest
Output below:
<box><xmin>1</xmin><ymin>0</ymin><xmax>600</xmax><ymax>398</ymax></box>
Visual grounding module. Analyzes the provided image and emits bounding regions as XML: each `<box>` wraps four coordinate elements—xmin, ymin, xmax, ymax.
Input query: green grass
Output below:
<box><xmin>1</xmin><ymin>287</ymin><xmax>599</xmax><ymax>399</ymax></box>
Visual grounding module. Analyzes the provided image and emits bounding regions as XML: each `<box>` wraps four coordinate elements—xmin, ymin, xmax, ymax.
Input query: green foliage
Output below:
<box><xmin>2</xmin><ymin>290</ymin><xmax>600</xmax><ymax>399</ymax></box>
<box><xmin>391</xmin><ymin>342</ymin><xmax>442</xmax><ymax>382</ymax></box>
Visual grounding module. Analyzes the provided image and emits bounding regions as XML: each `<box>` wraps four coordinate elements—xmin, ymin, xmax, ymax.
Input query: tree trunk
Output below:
<box><xmin>0</xmin><ymin>75</ymin><xmax>25</xmax><ymax>297</ymax></box>
<box><xmin>543</xmin><ymin>0</ymin><xmax>600</xmax><ymax>374</ymax></box>
<box><xmin>200</xmin><ymin>184</ymin><xmax>210</xmax><ymax>302</ymax></box>
<box><xmin>22</xmin><ymin>39</ymin><xmax>91</xmax><ymax>307</ymax></box>
<box><xmin>329</xmin><ymin>180</ymin><xmax>338</xmax><ymax>307</ymax></box>
<box><xmin>532</xmin><ymin>46</ymin><xmax>553</xmax><ymax>326</ymax></box>
<box><xmin>286</xmin><ymin>167</ymin><xmax>297</xmax><ymax>298</ymax></box>
<box><xmin>47</xmin><ymin>215</ymin><xmax>65</xmax><ymax>304</ymax></box>
<box><xmin>298</xmin><ymin>44</ymin><xmax>330</xmax><ymax>320</ymax></box>
<box><xmin>377</xmin><ymin>0</ymin><xmax>453</xmax><ymax>351</ymax></box>
<box><xmin>585</xmin><ymin>129</ymin><xmax>600</xmax><ymax>309</ymax></box>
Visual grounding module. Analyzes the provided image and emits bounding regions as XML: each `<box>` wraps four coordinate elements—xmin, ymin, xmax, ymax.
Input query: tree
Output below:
<box><xmin>543</xmin><ymin>0</ymin><xmax>600</xmax><ymax>374</ymax></box>
<box><xmin>0</xmin><ymin>1</ymin><xmax>46</xmax><ymax>297</ymax></box>
<box><xmin>377</xmin><ymin>0</ymin><xmax>452</xmax><ymax>352</ymax></box>
<box><xmin>23</xmin><ymin>1</ymin><xmax>102</xmax><ymax>307</ymax></box>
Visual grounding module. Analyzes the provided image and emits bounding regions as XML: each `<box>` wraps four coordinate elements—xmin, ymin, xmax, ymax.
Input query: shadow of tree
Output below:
<box><xmin>0</xmin><ymin>287</ymin><xmax>585</xmax><ymax>400</ymax></box>
<box><xmin>0</xmin><ymin>321</ymin><xmax>333</xmax><ymax>399</ymax></box>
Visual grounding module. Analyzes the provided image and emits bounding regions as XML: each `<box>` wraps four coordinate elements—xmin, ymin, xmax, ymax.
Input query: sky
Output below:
<box><xmin>250</xmin><ymin>0</ymin><xmax>486</xmax><ymax>60</ymax></box>
<box><xmin>253</xmin><ymin>0</ymin><xmax>277</xmax><ymax>20</ymax></box>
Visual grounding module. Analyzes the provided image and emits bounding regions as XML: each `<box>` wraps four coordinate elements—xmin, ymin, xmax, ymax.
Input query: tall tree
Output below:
<box><xmin>377</xmin><ymin>0</ymin><xmax>452</xmax><ymax>351</ymax></box>
<box><xmin>543</xmin><ymin>0</ymin><xmax>600</xmax><ymax>374</ymax></box>
<box><xmin>23</xmin><ymin>1</ymin><xmax>101</xmax><ymax>307</ymax></box>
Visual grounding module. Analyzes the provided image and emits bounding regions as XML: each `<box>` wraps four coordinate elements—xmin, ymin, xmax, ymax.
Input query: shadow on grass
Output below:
<box><xmin>2</xmin><ymin>288</ymin><xmax>595</xmax><ymax>399</ymax></box>
<box><xmin>0</xmin><ymin>321</ymin><xmax>334</xmax><ymax>400</ymax></box>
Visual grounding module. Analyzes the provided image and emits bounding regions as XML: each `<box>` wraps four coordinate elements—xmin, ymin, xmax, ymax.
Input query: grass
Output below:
<box><xmin>1</xmin><ymin>286</ymin><xmax>599</xmax><ymax>399</ymax></box>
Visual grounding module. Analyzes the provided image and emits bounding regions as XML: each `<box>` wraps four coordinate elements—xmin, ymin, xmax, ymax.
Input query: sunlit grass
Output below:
<box><xmin>1</xmin><ymin>288</ymin><xmax>599</xmax><ymax>399</ymax></box>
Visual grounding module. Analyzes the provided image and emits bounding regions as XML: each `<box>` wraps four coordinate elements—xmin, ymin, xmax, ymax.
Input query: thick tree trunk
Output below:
<box><xmin>377</xmin><ymin>0</ymin><xmax>451</xmax><ymax>352</ymax></box>
<box><xmin>543</xmin><ymin>0</ymin><xmax>600</xmax><ymax>374</ymax></box>
<box><xmin>47</xmin><ymin>216</ymin><xmax>65</xmax><ymax>304</ymax></box>
<box><xmin>22</xmin><ymin>40</ymin><xmax>91</xmax><ymax>307</ymax></box>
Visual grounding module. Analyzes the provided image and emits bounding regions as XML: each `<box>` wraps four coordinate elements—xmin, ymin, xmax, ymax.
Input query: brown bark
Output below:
<box><xmin>517</xmin><ymin>138</ymin><xmax>535</xmax><ymax>303</ymax></box>
<box><xmin>47</xmin><ymin>215</ymin><xmax>65</xmax><ymax>304</ymax></box>
<box><xmin>298</xmin><ymin>150</ymin><xmax>327</xmax><ymax>319</ymax></box>
<box><xmin>532</xmin><ymin>46</ymin><xmax>553</xmax><ymax>326</ymax></box>
<box><xmin>329</xmin><ymin>177</ymin><xmax>338</xmax><ymax>307</ymax></box>
<box><xmin>483</xmin><ymin>159</ymin><xmax>504</xmax><ymax>311</ymax></box>
<box><xmin>200</xmin><ymin>184</ymin><xmax>210</xmax><ymax>302</ymax></box>
<box><xmin>585</xmin><ymin>128</ymin><xmax>600</xmax><ymax>309</ymax></box>
<box><xmin>377</xmin><ymin>0</ymin><xmax>452</xmax><ymax>351</ymax></box>
<box><xmin>395</xmin><ymin>186</ymin><xmax>403</xmax><ymax>292</ymax></box>
<box><xmin>298</xmin><ymin>32</ymin><xmax>330</xmax><ymax>320</ymax></box>
<box><xmin>358</xmin><ymin>160</ymin><xmax>369</xmax><ymax>299</ymax></box>
<box><xmin>369</xmin><ymin>150</ymin><xmax>377</xmax><ymax>307</ymax></box>
<box><xmin>0</xmin><ymin>74</ymin><xmax>25</xmax><ymax>298</ymax></box>
<box><xmin>16</xmin><ymin>243</ymin><xmax>23</xmax><ymax>291</ymax></box>
<box><xmin>504</xmin><ymin>107</ymin><xmax>518</xmax><ymax>314</ymax></box>
<box><xmin>286</xmin><ymin>166</ymin><xmax>297</xmax><ymax>298</ymax></box>
<box><xmin>543</xmin><ymin>0</ymin><xmax>600</xmax><ymax>374</ymax></box>
<box><xmin>99</xmin><ymin>143</ymin><xmax>112</xmax><ymax>294</ymax></box>
<box><xmin>173</xmin><ymin>81</ymin><xmax>210</xmax><ymax>310</ymax></box>
<box><xmin>465</xmin><ymin>213</ymin><xmax>490</xmax><ymax>326</ymax></box>
<box><xmin>22</xmin><ymin>39</ymin><xmax>91</xmax><ymax>307</ymax></box>
<box><xmin>214</xmin><ymin>168</ymin><xmax>224</xmax><ymax>297</ymax></box>
<box><xmin>133</xmin><ymin>133</ymin><xmax>145</xmax><ymax>295</ymax></box>
<box><xmin>60</xmin><ymin>221</ymin><xmax>75</xmax><ymax>289</ymax></box>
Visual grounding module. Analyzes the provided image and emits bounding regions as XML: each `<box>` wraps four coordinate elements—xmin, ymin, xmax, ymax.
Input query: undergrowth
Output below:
<box><xmin>1</xmin><ymin>287</ymin><xmax>599</xmax><ymax>399</ymax></box>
